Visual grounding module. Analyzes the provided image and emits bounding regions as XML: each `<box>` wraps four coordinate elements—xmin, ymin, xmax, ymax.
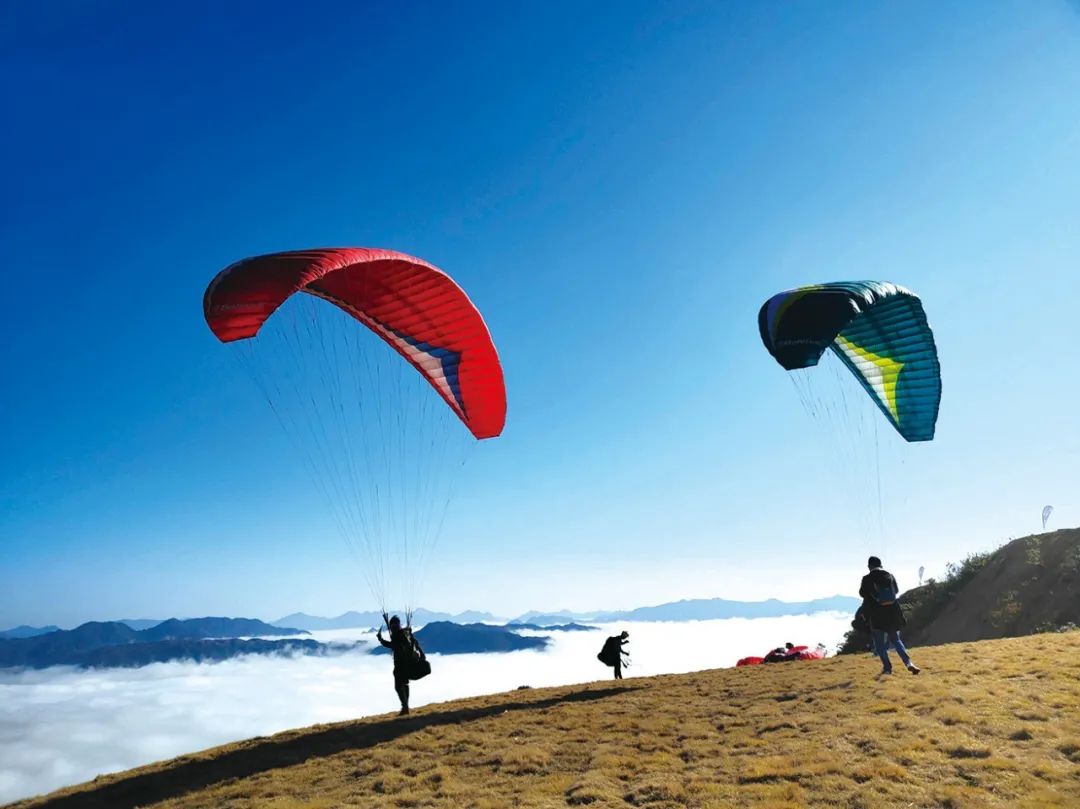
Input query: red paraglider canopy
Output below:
<box><xmin>203</xmin><ymin>247</ymin><xmax>506</xmax><ymax>440</ymax></box>
<box><xmin>736</xmin><ymin>645</ymin><xmax>827</xmax><ymax>667</ymax></box>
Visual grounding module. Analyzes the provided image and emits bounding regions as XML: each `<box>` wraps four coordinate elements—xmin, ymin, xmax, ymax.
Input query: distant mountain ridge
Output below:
<box><xmin>0</xmin><ymin>617</ymin><xmax>555</xmax><ymax>668</ymax></box>
<box><xmin>0</xmin><ymin>624</ymin><xmax>60</xmax><ymax>639</ymax></box>
<box><xmin>272</xmin><ymin>597</ymin><xmax>857</xmax><ymax>632</ymax></box>
<box><xmin>591</xmin><ymin>596</ymin><xmax>859</xmax><ymax>622</ymax></box>
<box><xmin>140</xmin><ymin>618</ymin><xmax>306</xmax><ymax>641</ymax></box>
<box><xmin>0</xmin><ymin>617</ymin><xmax>307</xmax><ymax>669</ymax></box>
<box><xmin>1</xmin><ymin>594</ymin><xmax>863</xmax><ymax>669</ymax></box>
<box><xmin>273</xmin><ymin>609</ymin><xmax>504</xmax><ymax>631</ymax></box>
<box><xmin>118</xmin><ymin>618</ymin><xmax>166</xmax><ymax>631</ymax></box>
<box><xmin>510</xmin><ymin>613</ymin><xmax>583</xmax><ymax>626</ymax></box>
<box><xmin>511</xmin><ymin>596</ymin><xmax>859</xmax><ymax>624</ymax></box>
<box><xmin>3</xmin><ymin>595</ymin><xmax>858</xmax><ymax>651</ymax></box>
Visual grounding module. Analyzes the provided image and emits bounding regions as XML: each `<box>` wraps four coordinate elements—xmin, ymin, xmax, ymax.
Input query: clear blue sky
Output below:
<box><xmin>3</xmin><ymin>1</ymin><xmax>1078</xmax><ymax>627</ymax></box>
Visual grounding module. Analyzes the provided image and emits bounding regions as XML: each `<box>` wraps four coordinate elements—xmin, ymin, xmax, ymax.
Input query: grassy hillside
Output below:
<box><xmin>13</xmin><ymin>632</ymin><xmax>1080</xmax><ymax>809</ymax></box>
<box><xmin>906</xmin><ymin>528</ymin><xmax>1080</xmax><ymax>646</ymax></box>
<box><xmin>841</xmin><ymin>528</ymin><xmax>1080</xmax><ymax>654</ymax></box>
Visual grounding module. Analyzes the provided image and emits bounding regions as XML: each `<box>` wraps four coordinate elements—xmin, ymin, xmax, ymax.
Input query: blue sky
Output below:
<box><xmin>3</xmin><ymin>1</ymin><xmax>1078</xmax><ymax>627</ymax></box>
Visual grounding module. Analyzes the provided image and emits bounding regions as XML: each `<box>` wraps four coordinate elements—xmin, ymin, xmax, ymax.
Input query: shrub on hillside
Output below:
<box><xmin>1033</xmin><ymin>621</ymin><xmax>1079</xmax><ymax>635</ymax></box>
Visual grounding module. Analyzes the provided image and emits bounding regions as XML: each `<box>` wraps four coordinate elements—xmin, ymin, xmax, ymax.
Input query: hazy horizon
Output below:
<box><xmin>3</xmin><ymin>589</ymin><xmax>865</xmax><ymax>633</ymax></box>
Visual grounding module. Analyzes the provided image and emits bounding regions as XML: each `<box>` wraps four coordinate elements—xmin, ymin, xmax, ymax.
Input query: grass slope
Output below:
<box><xmin>12</xmin><ymin>633</ymin><xmax>1080</xmax><ymax>809</ymax></box>
<box><xmin>907</xmin><ymin>528</ymin><xmax>1080</xmax><ymax>646</ymax></box>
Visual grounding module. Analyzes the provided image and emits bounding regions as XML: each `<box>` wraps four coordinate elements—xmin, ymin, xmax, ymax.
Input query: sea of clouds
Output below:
<box><xmin>0</xmin><ymin>612</ymin><xmax>851</xmax><ymax>804</ymax></box>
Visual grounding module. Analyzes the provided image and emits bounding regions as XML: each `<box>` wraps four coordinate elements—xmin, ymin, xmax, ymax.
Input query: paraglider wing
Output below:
<box><xmin>204</xmin><ymin>247</ymin><xmax>506</xmax><ymax>439</ymax></box>
<box><xmin>1042</xmin><ymin>505</ymin><xmax>1054</xmax><ymax>530</ymax></box>
<box><xmin>758</xmin><ymin>281</ymin><xmax>941</xmax><ymax>442</ymax></box>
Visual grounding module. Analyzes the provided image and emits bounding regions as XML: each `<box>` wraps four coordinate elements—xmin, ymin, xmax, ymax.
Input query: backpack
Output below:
<box><xmin>403</xmin><ymin>628</ymin><xmax>431</xmax><ymax>681</ymax></box>
<box><xmin>872</xmin><ymin>577</ymin><xmax>897</xmax><ymax>606</ymax></box>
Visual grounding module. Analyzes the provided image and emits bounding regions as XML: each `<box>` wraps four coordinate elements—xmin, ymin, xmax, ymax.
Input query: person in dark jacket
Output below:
<box><xmin>859</xmin><ymin>556</ymin><xmax>920</xmax><ymax>676</ymax></box>
<box><xmin>763</xmin><ymin>642</ymin><xmax>798</xmax><ymax>663</ymax></box>
<box><xmin>600</xmin><ymin>631</ymin><xmax>630</xmax><ymax>679</ymax></box>
<box><xmin>377</xmin><ymin>615</ymin><xmax>415</xmax><ymax>715</ymax></box>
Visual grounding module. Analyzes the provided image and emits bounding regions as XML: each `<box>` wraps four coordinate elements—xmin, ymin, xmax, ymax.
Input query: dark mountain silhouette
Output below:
<box><xmin>140</xmin><ymin>618</ymin><xmax>305</xmax><ymax>641</ymax></box>
<box><xmin>0</xmin><ymin>618</ymin><xmax>308</xmax><ymax>669</ymax></box>
<box><xmin>2</xmin><ymin>622</ymin><xmax>142</xmax><ymax>667</ymax></box>
<box><xmin>506</xmin><ymin>622</ymin><xmax>595</xmax><ymax>632</ymax></box>
<box><xmin>1</xmin><ymin>617</ymin><xmax>551</xmax><ymax>668</ymax></box>
<box><xmin>372</xmin><ymin>622</ymin><xmax>548</xmax><ymax>655</ymax></box>
<box><xmin>0</xmin><ymin>624</ymin><xmax>61</xmax><ymax>639</ymax></box>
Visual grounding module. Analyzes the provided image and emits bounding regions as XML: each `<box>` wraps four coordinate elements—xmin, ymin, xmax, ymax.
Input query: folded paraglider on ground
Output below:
<box><xmin>736</xmin><ymin>643</ymin><xmax>829</xmax><ymax>667</ymax></box>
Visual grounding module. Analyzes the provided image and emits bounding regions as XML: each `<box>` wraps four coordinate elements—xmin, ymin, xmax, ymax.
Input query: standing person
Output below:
<box><xmin>598</xmin><ymin>631</ymin><xmax>630</xmax><ymax>679</ymax></box>
<box><xmin>377</xmin><ymin>615</ymin><xmax>417</xmax><ymax>715</ymax></box>
<box><xmin>859</xmin><ymin>556</ymin><xmax>920</xmax><ymax>676</ymax></box>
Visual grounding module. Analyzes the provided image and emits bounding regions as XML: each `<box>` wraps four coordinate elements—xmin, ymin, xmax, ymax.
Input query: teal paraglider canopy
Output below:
<box><xmin>758</xmin><ymin>281</ymin><xmax>941</xmax><ymax>442</ymax></box>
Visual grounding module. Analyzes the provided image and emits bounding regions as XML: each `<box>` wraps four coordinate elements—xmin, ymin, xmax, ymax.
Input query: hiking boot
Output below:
<box><xmin>907</xmin><ymin>664</ymin><xmax>921</xmax><ymax>675</ymax></box>
<box><xmin>880</xmin><ymin>669</ymin><xmax>893</xmax><ymax>676</ymax></box>
<box><xmin>398</xmin><ymin>706</ymin><xmax>410</xmax><ymax>716</ymax></box>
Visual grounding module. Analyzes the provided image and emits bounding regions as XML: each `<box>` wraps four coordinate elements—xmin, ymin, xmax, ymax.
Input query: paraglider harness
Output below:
<box><xmin>860</xmin><ymin>572</ymin><xmax>906</xmax><ymax>632</ymax></box>
<box><xmin>597</xmin><ymin>637</ymin><xmax>629</xmax><ymax>668</ymax></box>
<box><xmin>385</xmin><ymin>613</ymin><xmax>431</xmax><ymax>681</ymax></box>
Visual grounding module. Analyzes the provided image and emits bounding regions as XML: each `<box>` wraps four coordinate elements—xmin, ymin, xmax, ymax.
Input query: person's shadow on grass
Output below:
<box><xmin>27</xmin><ymin>686</ymin><xmax>634</xmax><ymax>809</ymax></box>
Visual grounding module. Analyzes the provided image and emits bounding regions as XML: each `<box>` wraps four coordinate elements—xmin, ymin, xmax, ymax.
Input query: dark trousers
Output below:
<box><xmin>394</xmin><ymin>671</ymin><xmax>410</xmax><ymax>709</ymax></box>
<box><xmin>613</xmin><ymin>660</ymin><xmax>623</xmax><ymax>680</ymax></box>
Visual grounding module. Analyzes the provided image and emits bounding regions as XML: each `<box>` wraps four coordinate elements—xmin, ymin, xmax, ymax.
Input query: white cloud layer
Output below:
<box><xmin>0</xmin><ymin>613</ymin><xmax>851</xmax><ymax>804</ymax></box>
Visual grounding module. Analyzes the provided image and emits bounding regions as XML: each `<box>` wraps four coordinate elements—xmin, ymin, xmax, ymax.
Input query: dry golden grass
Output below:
<box><xmin>13</xmin><ymin>632</ymin><xmax>1080</xmax><ymax>809</ymax></box>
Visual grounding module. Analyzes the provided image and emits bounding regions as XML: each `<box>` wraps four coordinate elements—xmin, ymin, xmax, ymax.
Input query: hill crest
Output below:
<box><xmin>842</xmin><ymin>527</ymin><xmax>1080</xmax><ymax>653</ymax></box>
